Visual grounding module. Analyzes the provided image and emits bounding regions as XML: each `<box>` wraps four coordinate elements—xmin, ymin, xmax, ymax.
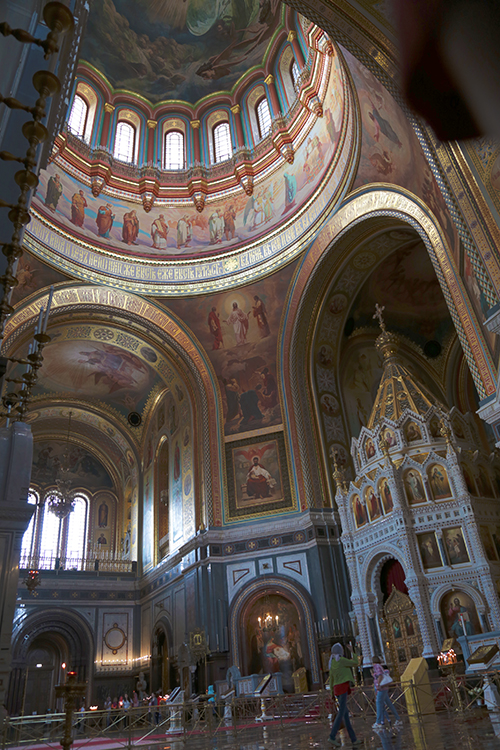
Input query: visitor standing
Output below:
<box><xmin>328</xmin><ymin>643</ymin><xmax>362</xmax><ymax>747</ymax></box>
<box><xmin>372</xmin><ymin>656</ymin><xmax>403</xmax><ymax>730</ymax></box>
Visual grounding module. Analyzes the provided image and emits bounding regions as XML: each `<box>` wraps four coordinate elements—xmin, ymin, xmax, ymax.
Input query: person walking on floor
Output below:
<box><xmin>328</xmin><ymin>642</ymin><xmax>362</xmax><ymax>747</ymax></box>
<box><xmin>372</xmin><ymin>655</ymin><xmax>403</xmax><ymax>731</ymax></box>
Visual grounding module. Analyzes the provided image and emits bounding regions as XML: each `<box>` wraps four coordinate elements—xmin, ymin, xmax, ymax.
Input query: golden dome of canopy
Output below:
<box><xmin>367</xmin><ymin>304</ymin><xmax>445</xmax><ymax>429</ymax></box>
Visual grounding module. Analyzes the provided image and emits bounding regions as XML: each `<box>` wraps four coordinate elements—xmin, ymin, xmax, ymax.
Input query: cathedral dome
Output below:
<box><xmin>25</xmin><ymin>4</ymin><xmax>357</xmax><ymax>295</ymax></box>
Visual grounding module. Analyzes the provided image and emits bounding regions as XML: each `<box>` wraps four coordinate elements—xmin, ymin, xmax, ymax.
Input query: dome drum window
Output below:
<box><xmin>114</xmin><ymin>121</ymin><xmax>136</xmax><ymax>164</ymax></box>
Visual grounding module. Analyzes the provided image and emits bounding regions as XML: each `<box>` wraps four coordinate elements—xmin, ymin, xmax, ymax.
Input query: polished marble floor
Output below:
<box><xmin>7</xmin><ymin>710</ymin><xmax>500</xmax><ymax>750</ymax></box>
<box><xmin>146</xmin><ymin>711</ymin><xmax>500</xmax><ymax>750</ymax></box>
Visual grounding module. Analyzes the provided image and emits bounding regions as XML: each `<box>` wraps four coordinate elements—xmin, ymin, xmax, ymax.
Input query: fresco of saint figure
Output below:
<box><xmin>45</xmin><ymin>173</ymin><xmax>63</xmax><ymax>212</ymax></box>
<box><xmin>404</xmin><ymin>470</ymin><xmax>426</xmax><ymax>505</ymax></box>
<box><xmin>405</xmin><ymin>421</ymin><xmax>422</xmax><ymax>442</ymax></box>
<box><xmin>365</xmin><ymin>486</ymin><xmax>382</xmax><ymax>521</ymax></box>
<box><xmin>71</xmin><ymin>190</ymin><xmax>87</xmax><ymax>227</ymax></box>
<box><xmin>442</xmin><ymin>527</ymin><xmax>470</xmax><ymax>565</ymax></box>
<box><xmin>417</xmin><ymin>532</ymin><xmax>442</xmax><ymax>569</ymax></box>
<box><xmin>428</xmin><ymin>464</ymin><xmax>452</xmax><ymax>500</ymax></box>
<box><xmin>379</xmin><ymin>478</ymin><xmax>394</xmax><ymax>513</ymax></box>
<box><xmin>353</xmin><ymin>495</ymin><xmax>367</xmax><ymax>527</ymax></box>
<box><xmin>96</xmin><ymin>203</ymin><xmax>115</xmax><ymax>238</ymax></box>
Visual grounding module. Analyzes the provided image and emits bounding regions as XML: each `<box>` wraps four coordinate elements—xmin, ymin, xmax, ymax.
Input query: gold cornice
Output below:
<box><xmin>230</xmin><ymin>105</ymin><xmax>241</xmax><ymax>115</ymax></box>
<box><xmin>146</xmin><ymin>119</ymin><xmax>157</xmax><ymax>129</ymax></box>
<box><xmin>104</xmin><ymin>103</ymin><xmax>115</xmax><ymax>114</ymax></box>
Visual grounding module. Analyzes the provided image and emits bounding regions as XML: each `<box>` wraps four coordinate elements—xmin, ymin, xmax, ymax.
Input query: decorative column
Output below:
<box><xmin>190</xmin><ymin>119</ymin><xmax>201</xmax><ymax>165</ymax></box>
<box><xmin>405</xmin><ymin>575</ymin><xmax>439</xmax><ymax>657</ymax></box>
<box><xmin>100</xmin><ymin>102</ymin><xmax>115</xmax><ymax>148</ymax></box>
<box><xmin>264</xmin><ymin>74</ymin><xmax>281</xmax><ymax>118</ymax></box>
<box><xmin>146</xmin><ymin>119</ymin><xmax>157</xmax><ymax>165</ymax></box>
<box><xmin>288</xmin><ymin>30</ymin><xmax>305</xmax><ymax>68</ymax></box>
<box><xmin>230</xmin><ymin>105</ymin><xmax>245</xmax><ymax>150</ymax></box>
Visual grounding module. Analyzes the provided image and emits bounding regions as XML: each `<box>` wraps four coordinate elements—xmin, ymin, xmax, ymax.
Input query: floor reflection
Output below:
<box><xmin>67</xmin><ymin>711</ymin><xmax>500</xmax><ymax>750</ymax></box>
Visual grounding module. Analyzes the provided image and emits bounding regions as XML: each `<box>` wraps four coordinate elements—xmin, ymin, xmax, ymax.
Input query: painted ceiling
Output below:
<box><xmin>80</xmin><ymin>0</ymin><xmax>285</xmax><ymax>104</ymax></box>
<box><xmin>27</xmin><ymin>47</ymin><xmax>352</xmax><ymax>294</ymax></box>
<box><xmin>31</xmin><ymin>439</ymin><xmax>114</xmax><ymax>490</ymax></box>
<box><xmin>9</xmin><ymin>322</ymin><xmax>165</xmax><ymax>423</ymax></box>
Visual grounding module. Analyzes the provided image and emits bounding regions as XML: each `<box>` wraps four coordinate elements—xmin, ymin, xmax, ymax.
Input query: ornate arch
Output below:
<box><xmin>430</xmin><ymin>582</ymin><xmax>488</xmax><ymax>618</ymax></box>
<box><xmin>12</xmin><ymin>607</ymin><xmax>95</xmax><ymax>685</ymax></box>
<box><xmin>281</xmin><ymin>187</ymin><xmax>496</xmax><ymax>511</ymax></box>
<box><xmin>229</xmin><ymin>575</ymin><xmax>320</xmax><ymax>686</ymax></box>
<box><xmin>364</xmin><ymin>549</ymin><xmax>408</xmax><ymax>608</ymax></box>
<box><xmin>4</xmin><ymin>285</ymin><xmax>225</xmax><ymax>527</ymax></box>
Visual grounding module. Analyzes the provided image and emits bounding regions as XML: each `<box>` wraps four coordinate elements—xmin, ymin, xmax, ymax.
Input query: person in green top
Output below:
<box><xmin>328</xmin><ymin>643</ymin><xmax>362</xmax><ymax>747</ymax></box>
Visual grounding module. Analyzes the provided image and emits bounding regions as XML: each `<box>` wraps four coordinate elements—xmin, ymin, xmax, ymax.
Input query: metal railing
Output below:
<box><xmin>2</xmin><ymin>672</ymin><xmax>497</xmax><ymax>749</ymax></box>
<box><xmin>19</xmin><ymin>553</ymin><xmax>135</xmax><ymax>574</ymax></box>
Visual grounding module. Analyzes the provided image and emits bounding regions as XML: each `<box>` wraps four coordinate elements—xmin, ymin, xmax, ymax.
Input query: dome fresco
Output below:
<box><xmin>26</xmin><ymin>25</ymin><xmax>357</xmax><ymax>294</ymax></box>
<box><xmin>80</xmin><ymin>0</ymin><xmax>285</xmax><ymax>104</ymax></box>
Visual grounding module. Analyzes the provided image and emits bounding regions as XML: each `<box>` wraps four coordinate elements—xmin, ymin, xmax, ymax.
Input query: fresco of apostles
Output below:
<box><xmin>32</xmin><ymin>53</ymin><xmax>345</xmax><ymax>261</ymax></box>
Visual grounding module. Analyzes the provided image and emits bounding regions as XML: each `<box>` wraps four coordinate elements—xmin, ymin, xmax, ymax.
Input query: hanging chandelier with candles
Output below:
<box><xmin>257</xmin><ymin>593</ymin><xmax>279</xmax><ymax>633</ymax></box>
<box><xmin>45</xmin><ymin>410</ymin><xmax>77</xmax><ymax>519</ymax></box>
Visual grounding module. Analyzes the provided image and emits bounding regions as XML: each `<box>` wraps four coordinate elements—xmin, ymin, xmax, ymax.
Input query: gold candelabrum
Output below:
<box><xmin>55</xmin><ymin>671</ymin><xmax>87</xmax><ymax>750</ymax></box>
<box><xmin>0</xmin><ymin>2</ymin><xmax>73</xmax><ymax>342</ymax></box>
<box><xmin>1</xmin><ymin>289</ymin><xmax>53</xmax><ymax>421</ymax></box>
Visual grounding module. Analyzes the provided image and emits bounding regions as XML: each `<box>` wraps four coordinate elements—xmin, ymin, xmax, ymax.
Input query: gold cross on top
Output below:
<box><xmin>373</xmin><ymin>303</ymin><xmax>386</xmax><ymax>330</ymax></box>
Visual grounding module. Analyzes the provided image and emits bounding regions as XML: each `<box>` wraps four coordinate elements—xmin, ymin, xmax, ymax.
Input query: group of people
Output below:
<box><xmin>327</xmin><ymin>643</ymin><xmax>402</xmax><ymax>747</ymax></box>
<box><xmin>101</xmin><ymin>689</ymin><xmax>168</xmax><ymax>727</ymax></box>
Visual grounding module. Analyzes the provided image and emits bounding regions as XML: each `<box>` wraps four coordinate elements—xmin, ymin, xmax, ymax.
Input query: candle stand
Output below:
<box><xmin>54</xmin><ymin>671</ymin><xmax>87</xmax><ymax>750</ymax></box>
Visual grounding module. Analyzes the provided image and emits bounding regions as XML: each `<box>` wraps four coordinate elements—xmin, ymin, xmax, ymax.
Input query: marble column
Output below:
<box><xmin>100</xmin><ymin>103</ymin><xmax>115</xmax><ymax>148</ymax></box>
<box><xmin>0</xmin><ymin>423</ymin><xmax>34</xmax><ymax>716</ymax></box>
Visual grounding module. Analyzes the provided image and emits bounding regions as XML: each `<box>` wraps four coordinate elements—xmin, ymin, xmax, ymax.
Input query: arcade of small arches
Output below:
<box><xmin>58</xmin><ymin>13</ymin><xmax>331</xmax><ymax>211</ymax></box>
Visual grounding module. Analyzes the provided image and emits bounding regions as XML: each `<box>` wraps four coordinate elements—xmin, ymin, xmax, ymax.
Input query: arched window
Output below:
<box><xmin>67</xmin><ymin>94</ymin><xmax>88</xmax><ymax>139</ymax></box>
<box><xmin>291</xmin><ymin>60</ymin><xmax>300</xmax><ymax>91</ymax></box>
<box><xmin>164</xmin><ymin>130</ymin><xmax>185</xmax><ymax>170</ymax></box>
<box><xmin>256</xmin><ymin>97</ymin><xmax>272</xmax><ymax>140</ymax></box>
<box><xmin>24</xmin><ymin>489</ymin><xmax>90</xmax><ymax>569</ymax></box>
<box><xmin>213</xmin><ymin>122</ymin><xmax>232</xmax><ymax>163</ymax></box>
<box><xmin>39</xmin><ymin>497</ymin><xmax>61</xmax><ymax>566</ymax></box>
<box><xmin>66</xmin><ymin>495</ymin><xmax>87</xmax><ymax>568</ymax></box>
<box><xmin>114</xmin><ymin>121</ymin><xmax>136</xmax><ymax>163</ymax></box>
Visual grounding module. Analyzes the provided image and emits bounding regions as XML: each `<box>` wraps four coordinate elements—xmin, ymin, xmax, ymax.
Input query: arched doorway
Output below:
<box><xmin>151</xmin><ymin>625</ymin><xmax>171</xmax><ymax>694</ymax></box>
<box><xmin>8</xmin><ymin>609</ymin><xmax>93</xmax><ymax>715</ymax></box>
<box><xmin>20</xmin><ymin>635</ymin><xmax>69</xmax><ymax>715</ymax></box>
<box><xmin>239</xmin><ymin>590</ymin><xmax>308</xmax><ymax>693</ymax></box>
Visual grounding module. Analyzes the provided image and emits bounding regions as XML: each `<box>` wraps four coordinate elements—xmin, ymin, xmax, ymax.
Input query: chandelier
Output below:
<box><xmin>46</xmin><ymin>411</ymin><xmax>76</xmax><ymax>519</ymax></box>
<box><xmin>24</xmin><ymin>569</ymin><xmax>42</xmax><ymax>595</ymax></box>
<box><xmin>257</xmin><ymin>593</ymin><xmax>279</xmax><ymax>633</ymax></box>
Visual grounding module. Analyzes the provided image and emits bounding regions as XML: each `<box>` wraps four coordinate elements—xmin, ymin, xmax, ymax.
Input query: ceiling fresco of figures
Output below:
<box><xmin>26</xmin><ymin>48</ymin><xmax>355</xmax><ymax>294</ymax></box>
<box><xmin>347</xmin><ymin>237</ymin><xmax>454</xmax><ymax>350</ymax></box>
<box><xmin>8</xmin><ymin>324</ymin><xmax>164</xmax><ymax>421</ymax></box>
<box><xmin>80</xmin><ymin>0</ymin><xmax>284</xmax><ymax>104</ymax></box>
<box><xmin>31</xmin><ymin>51</ymin><xmax>345</xmax><ymax>255</ymax></box>
<box><xmin>165</xmin><ymin>260</ymin><xmax>297</xmax><ymax>436</ymax></box>
<box><xmin>343</xmin><ymin>48</ymin><xmax>460</xmax><ymax>267</ymax></box>
<box><xmin>10</xmin><ymin>252</ymin><xmax>68</xmax><ymax>308</ymax></box>
<box><xmin>31</xmin><ymin>439</ymin><xmax>114</xmax><ymax>490</ymax></box>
